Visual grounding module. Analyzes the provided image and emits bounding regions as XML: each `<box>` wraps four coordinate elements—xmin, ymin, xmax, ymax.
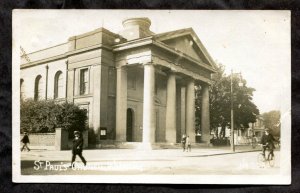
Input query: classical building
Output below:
<box><xmin>20</xmin><ymin>18</ymin><xmax>216</xmax><ymax>147</ymax></box>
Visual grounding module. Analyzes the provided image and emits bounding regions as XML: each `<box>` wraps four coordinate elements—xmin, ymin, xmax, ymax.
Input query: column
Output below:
<box><xmin>185</xmin><ymin>78</ymin><xmax>195</xmax><ymax>143</ymax></box>
<box><xmin>165</xmin><ymin>71</ymin><xmax>176</xmax><ymax>143</ymax></box>
<box><xmin>142</xmin><ymin>63</ymin><xmax>155</xmax><ymax>147</ymax></box>
<box><xmin>93</xmin><ymin>65</ymin><xmax>101</xmax><ymax>136</ymax></box>
<box><xmin>116</xmin><ymin>66</ymin><xmax>127</xmax><ymax>141</ymax></box>
<box><xmin>201</xmin><ymin>83</ymin><xmax>210</xmax><ymax>143</ymax></box>
<box><xmin>180</xmin><ymin>86</ymin><xmax>186</xmax><ymax>136</ymax></box>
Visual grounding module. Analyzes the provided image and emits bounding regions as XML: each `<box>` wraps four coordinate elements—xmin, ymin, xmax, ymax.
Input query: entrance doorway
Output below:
<box><xmin>126</xmin><ymin>108</ymin><xmax>134</xmax><ymax>142</ymax></box>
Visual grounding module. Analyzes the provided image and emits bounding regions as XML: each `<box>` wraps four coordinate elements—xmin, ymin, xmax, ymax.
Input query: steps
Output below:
<box><xmin>95</xmin><ymin>141</ymin><xmax>211</xmax><ymax>149</ymax></box>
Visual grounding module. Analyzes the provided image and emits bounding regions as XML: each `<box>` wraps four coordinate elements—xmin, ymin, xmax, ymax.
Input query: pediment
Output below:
<box><xmin>155</xmin><ymin>28</ymin><xmax>216</xmax><ymax>69</ymax></box>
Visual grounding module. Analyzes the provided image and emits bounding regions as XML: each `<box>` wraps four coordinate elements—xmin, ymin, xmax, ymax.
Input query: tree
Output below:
<box><xmin>262</xmin><ymin>110</ymin><xmax>280</xmax><ymax>137</ymax></box>
<box><xmin>195</xmin><ymin>63</ymin><xmax>259</xmax><ymax>138</ymax></box>
<box><xmin>20</xmin><ymin>99</ymin><xmax>87</xmax><ymax>134</ymax></box>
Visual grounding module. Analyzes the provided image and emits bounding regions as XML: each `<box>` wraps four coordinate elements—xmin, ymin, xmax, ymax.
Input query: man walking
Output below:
<box><xmin>21</xmin><ymin>132</ymin><xmax>30</xmax><ymax>152</ymax></box>
<box><xmin>71</xmin><ymin>131</ymin><xmax>87</xmax><ymax>167</ymax></box>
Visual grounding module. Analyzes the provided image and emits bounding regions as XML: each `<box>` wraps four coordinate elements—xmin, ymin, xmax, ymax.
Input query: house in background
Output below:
<box><xmin>20</xmin><ymin>17</ymin><xmax>216</xmax><ymax>148</ymax></box>
<box><xmin>249</xmin><ymin>115</ymin><xmax>265</xmax><ymax>140</ymax></box>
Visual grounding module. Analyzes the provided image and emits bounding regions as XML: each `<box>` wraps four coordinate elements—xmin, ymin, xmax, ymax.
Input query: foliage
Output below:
<box><xmin>262</xmin><ymin>110</ymin><xmax>281</xmax><ymax>137</ymax></box>
<box><xmin>20</xmin><ymin>99</ymin><xmax>87</xmax><ymax>134</ymax></box>
<box><xmin>195</xmin><ymin>63</ymin><xmax>259</xmax><ymax>137</ymax></box>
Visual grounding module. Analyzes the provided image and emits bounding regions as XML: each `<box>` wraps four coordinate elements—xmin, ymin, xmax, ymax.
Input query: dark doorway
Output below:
<box><xmin>126</xmin><ymin>108</ymin><xmax>134</xmax><ymax>142</ymax></box>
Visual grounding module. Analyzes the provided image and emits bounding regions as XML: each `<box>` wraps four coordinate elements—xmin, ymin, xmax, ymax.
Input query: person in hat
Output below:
<box><xmin>71</xmin><ymin>131</ymin><xmax>86</xmax><ymax>167</ymax></box>
<box><xmin>260</xmin><ymin>128</ymin><xmax>275</xmax><ymax>159</ymax></box>
<box><xmin>21</xmin><ymin>132</ymin><xmax>30</xmax><ymax>152</ymax></box>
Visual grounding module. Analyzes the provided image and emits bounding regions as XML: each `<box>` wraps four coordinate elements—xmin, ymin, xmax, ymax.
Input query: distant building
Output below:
<box><xmin>20</xmin><ymin>18</ymin><xmax>216</xmax><ymax>148</ymax></box>
<box><xmin>249</xmin><ymin>116</ymin><xmax>265</xmax><ymax>139</ymax></box>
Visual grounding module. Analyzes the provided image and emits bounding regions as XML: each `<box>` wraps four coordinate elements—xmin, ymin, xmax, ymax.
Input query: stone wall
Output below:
<box><xmin>21</xmin><ymin>129</ymin><xmax>88</xmax><ymax>150</ymax></box>
<box><xmin>21</xmin><ymin>133</ymin><xmax>55</xmax><ymax>146</ymax></box>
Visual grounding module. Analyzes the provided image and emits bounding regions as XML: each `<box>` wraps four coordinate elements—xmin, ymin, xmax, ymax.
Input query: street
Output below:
<box><xmin>20</xmin><ymin>147</ymin><xmax>280</xmax><ymax>175</ymax></box>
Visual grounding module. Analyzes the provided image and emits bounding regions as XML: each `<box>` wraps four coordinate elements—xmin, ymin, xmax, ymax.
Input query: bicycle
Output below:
<box><xmin>257</xmin><ymin>144</ymin><xmax>275</xmax><ymax>168</ymax></box>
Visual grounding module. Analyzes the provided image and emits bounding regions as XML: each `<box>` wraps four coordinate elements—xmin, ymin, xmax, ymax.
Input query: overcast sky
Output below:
<box><xmin>14</xmin><ymin>10</ymin><xmax>291</xmax><ymax>114</ymax></box>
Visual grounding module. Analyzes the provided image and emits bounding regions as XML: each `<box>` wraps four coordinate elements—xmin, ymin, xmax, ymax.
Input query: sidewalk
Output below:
<box><xmin>21</xmin><ymin>145</ymin><xmax>262</xmax><ymax>162</ymax></box>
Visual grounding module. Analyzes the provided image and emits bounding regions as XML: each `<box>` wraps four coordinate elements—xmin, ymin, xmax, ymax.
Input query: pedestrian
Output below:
<box><xmin>21</xmin><ymin>132</ymin><xmax>30</xmax><ymax>152</ymax></box>
<box><xmin>186</xmin><ymin>136</ymin><xmax>191</xmax><ymax>152</ymax></box>
<box><xmin>181</xmin><ymin>134</ymin><xmax>187</xmax><ymax>152</ymax></box>
<box><xmin>71</xmin><ymin>131</ymin><xmax>87</xmax><ymax>167</ymax></box>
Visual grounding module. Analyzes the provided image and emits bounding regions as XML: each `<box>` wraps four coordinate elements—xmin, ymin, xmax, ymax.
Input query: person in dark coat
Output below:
<box><xmin>260</xmin><ymin>128</ymin><xmax>275</xmax><ymax>159</ymax></box>
<box><xmin>181</xmin><ymin>134</ymin><xmax>187</xmax><ymax>152</ymax></box>
<box><xmin>71</xmin><ymin>131</ymin><xmax>86</xmax><ymax>166</ymax></box>
<box><xmin>21</xmin><ymin>132</ymin><xmax>30</xmax><ymax>152</ymax></box>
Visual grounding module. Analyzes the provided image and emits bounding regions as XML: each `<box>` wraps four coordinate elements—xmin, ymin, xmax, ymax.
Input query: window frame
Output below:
<box><xmin>79</xmin><ymin>68</ymin><xmax>89</xmax><ymax>95</ymax></box>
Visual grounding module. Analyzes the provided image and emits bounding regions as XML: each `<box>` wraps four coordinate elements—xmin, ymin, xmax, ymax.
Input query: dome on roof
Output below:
<box><xmin>122</xmin><ymin>17</ymin><xmax>151</xmax><ymax>30</ymax></box>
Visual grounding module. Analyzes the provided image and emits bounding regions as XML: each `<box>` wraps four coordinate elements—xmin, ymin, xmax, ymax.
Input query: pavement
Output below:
<box><xmin>21</xmin><ymin>144</ymin><xmax>262</xmax><ymax>163</ymax></box>
<box><xmin>20</xmin><ymin>145</ymin><xmax>281</xmax><ymax>175</ymax></box>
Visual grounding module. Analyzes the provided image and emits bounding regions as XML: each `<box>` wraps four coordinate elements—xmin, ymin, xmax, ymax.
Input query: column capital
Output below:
<box><xmin>165</xmin><ymin>67</ymin><xmax>178</xmax><ymax>75</ymax></box>
<box><xmin>116</xmin><ymin>65</ymin><xmax>128</xmax><ymax>70</ymax></box>
<box><xmin>143</xmin><ymin>62</ymin><xmax>155</xmax><ymax>66</ymax></box>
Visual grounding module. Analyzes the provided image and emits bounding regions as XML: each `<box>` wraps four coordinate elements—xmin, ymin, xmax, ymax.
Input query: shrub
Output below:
<box><xmin>20</xmin><ymin>99</ymin><xmax>87</xmax><ymax>134</ymax></box>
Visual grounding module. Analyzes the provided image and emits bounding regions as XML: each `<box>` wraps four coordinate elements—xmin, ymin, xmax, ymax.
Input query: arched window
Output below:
<box><xmin>20</xmin><ymin>79</ymin><xmax>24</xmax><ymax>99</ymax></box>
<box><xmin>54</xmin><ymin>71</ymin><xmax>63</xmax><ymax>99</ymax></box>
<box><xmin>34</xmin><ymin>75</ymin><xmax>43</xmax><ymax>101</ymax></box>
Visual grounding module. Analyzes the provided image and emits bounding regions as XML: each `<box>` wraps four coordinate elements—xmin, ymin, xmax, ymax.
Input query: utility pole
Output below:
<box><xmin>230</xmin><ymin>69</ymin><xmax>235</xmax><ymax>152</ymax></box>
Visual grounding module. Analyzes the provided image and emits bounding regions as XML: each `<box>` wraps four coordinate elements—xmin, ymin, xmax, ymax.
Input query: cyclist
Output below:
<box><xmin>260</xmin><ymin>128</ymin><xmax>275</xmax><ymax>160</ymax></box>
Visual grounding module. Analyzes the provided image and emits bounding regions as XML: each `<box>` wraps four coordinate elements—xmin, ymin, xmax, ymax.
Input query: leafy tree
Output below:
<box><xmin>262</xmin><ymin>110</ymin><xmax>280</xmax><ymax>137</ymax></box>
<box><xmin>195</xmin><ymin>63</ymin><xmax>259</xmax><ymax>138</ymax></box>
<box><xmin>20</xmin><ymin>99</ymin><xmax>87</xmax><ymax>134</ymax></box>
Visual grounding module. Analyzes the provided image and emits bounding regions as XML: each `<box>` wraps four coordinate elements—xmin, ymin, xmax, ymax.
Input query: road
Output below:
<box><xmin>20</xmin><ymin>148</ymin><xmax>280</xmax><ymax>175</ymax></box>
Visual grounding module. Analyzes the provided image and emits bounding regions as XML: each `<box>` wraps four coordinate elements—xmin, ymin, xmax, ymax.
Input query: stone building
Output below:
<box><xmin>20</xmin><ymin>17</ymin><xmax>216</xmax><ymax>148</ymax></box>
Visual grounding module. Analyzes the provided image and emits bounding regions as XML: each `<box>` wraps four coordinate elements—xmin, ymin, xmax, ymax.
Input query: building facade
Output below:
<box><xmin>20</xmin><ymin>18</ymin><xmax>216</xmax><ymax>147</ymax></box>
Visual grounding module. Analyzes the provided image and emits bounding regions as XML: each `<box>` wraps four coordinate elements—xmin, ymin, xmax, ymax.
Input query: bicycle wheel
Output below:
<box><xmin>268</xmin><ymin>153</ymin><xmax>275</xmax><ymax>167</ymax></box>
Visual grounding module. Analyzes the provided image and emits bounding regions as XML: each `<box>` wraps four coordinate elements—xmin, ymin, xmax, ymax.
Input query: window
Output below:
<box><xmin>34</xmin><ymin>75</ymin><xmax>43</xmax><ymax>101</ymax></box>
<box><xmin>80</xmin><ymin>68</ymin><xmax>89</xmax><ymax>95</ymax></box>
<box><xmin>20</xmin><ymin>79</ymin><xmax>24</xmax><ymax>99</ymax></box>
<box><xmin>54</xmin><ymin>71</ymin><xmax>64</xmax><ymax>99</ymax></box>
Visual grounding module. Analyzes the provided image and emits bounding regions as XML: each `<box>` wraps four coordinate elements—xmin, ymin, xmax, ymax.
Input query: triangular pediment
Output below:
<box><xmin>155</xmin><ymin>28</ymin><xmax>217</xmax><ymax>69</ymax></box>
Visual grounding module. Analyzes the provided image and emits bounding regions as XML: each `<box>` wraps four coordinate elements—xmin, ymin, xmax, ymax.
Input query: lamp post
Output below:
<box><xmin>230</xmin><ymin>70</ymin><xmax>243</xmax><ymax>152</ymax></box>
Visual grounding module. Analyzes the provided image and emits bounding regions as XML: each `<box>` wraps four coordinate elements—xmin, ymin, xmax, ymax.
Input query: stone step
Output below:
<box><xmin>95</xmin><ymin>141</ymin><xmax>211</xmax><ymax>149</ymax></box>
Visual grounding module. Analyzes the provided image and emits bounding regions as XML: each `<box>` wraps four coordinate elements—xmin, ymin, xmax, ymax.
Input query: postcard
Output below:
<box><xmin>12</xmin><ymin>9</ymin><xmax>291</xmax><ymax>184</ymax></box>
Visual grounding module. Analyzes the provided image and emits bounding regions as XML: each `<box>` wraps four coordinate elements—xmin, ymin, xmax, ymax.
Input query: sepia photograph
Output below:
<box><xmin>12</xmin><ymin>10</ymin><xmax>291</xmax><ymax>184</ymax></box>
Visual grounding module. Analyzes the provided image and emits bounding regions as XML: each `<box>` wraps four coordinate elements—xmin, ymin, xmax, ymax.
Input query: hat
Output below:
<box><xmin>265</xmin><ymin>128</ymin><xmax>270</xmax><ymax>131</ymax></box>
<box><xmin>74</xmin><ymin>131</ymin><xmax>80</xmax><ymax>134</ymax></box>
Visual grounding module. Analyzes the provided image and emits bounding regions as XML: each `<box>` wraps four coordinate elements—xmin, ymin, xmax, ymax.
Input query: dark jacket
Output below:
<box><xmin>21</xmin><ymin>135</ymin><xmax>30</xmax><ymax>143</ymax></box>
<box><xmin>72</xmin><ymin>137</ymin><xmax>83</xmax><ymax>153</ymax></box>
<box><xmin>181</xmin><ymin>136</ymin><xmax>186</xmax><ymax>144</ymax></box>
<box><xmin>261</xmin><ymin>134</ymin><xmax>275</xmax><ymax>149</ymax></box>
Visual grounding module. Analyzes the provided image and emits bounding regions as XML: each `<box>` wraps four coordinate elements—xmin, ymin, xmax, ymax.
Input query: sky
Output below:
<box><xmin>14</xmin><ymin>10</ymin><xmax>291</xmax><ymax>114</ymax></box>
